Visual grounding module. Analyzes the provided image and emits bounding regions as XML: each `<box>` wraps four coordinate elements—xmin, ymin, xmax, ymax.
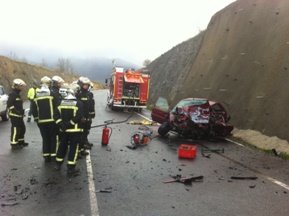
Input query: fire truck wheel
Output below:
<box><xmin>158</xmin><ymin>122</ymin><xmax>170</xmax><ymax>137</ymax></box>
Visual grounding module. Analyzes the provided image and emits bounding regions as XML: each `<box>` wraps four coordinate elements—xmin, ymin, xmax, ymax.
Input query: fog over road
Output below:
<box><xmin>0</xmin><ymin>89</ymin><xmax>289</xmax><ymax>216</ymax></box>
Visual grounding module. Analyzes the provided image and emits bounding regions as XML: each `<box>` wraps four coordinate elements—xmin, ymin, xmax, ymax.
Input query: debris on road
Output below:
<box><xmin>231</xmin><ymin>176</ymin><xmax>258</xmax><ymax>180</ymax></box>
<box><xmin>1</xmin><ymin>201</ymin><xmax>19</xmax><ymax>207</ymax></box>
<box><xmin>127</xmin><ymin>120</ymin><xmax>157</xmax><ymax>126</ymax></box>
<box><xmin>163</xmin><ymin>175</ymin><xmax>204</xmax><ymax>185</ymax></box>
<box><xmin>201</xmin><ymin>152</ymin><xmax>211</xmax><ymax>158</ymax></box>
<box><xmin>96</xmin><ymin>187</ymin><xmax>112</xmax><ymax>193</ymax></box>
<box><xmin>201</xmin><ymin>148</ymin><xmax>224</xmax><ymax>154</ymax></box>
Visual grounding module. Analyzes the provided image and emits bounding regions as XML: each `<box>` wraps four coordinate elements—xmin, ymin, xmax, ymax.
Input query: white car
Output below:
<box><xmin>0</xmin><ymin>85</ymin><xmax>9</xmax><ymax>121</ymax></box>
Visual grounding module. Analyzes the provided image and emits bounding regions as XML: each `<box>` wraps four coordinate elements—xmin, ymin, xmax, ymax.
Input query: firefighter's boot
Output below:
<box><xmin>44</xmin><ymin>156</ymin><xmax>51</xmax><ymax>163</ymax></box>
<box><xmin>67</xmin><ymin>166</ymin><xmax>80</xmax><ymax>177</ymax></box>
<box><xmin>54</xmin><ymin>162</ymin><xmax>62</xmax><ymax>171</ymax></box>
<box><xmin>19</xmin><ymin>141</ymin><xmax>29</xmax><ymax>147</ymax></box>
<box><xmin>11</xmin><ymin>144</ymin><xmax>23</xmax><ymax>150</ymax></box>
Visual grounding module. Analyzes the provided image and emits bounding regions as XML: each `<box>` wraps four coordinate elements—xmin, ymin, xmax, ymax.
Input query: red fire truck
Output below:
<box><xmin>106</xmin><ymin>67</ymin><xmax>150</xmax><ymax>110</ymax></box>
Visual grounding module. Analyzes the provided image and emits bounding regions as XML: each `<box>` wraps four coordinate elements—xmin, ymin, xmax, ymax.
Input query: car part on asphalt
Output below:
<box><xmin>163</xmin><ymin>175</ymin><xmax>204</xmax><ymax>185</ymax></box>
<box><xmin>201</xmin><ymin>147</ymin><xmax>225</xmax><ymax>154</ymax></box>
<box><xmin>231</xmin><ymin>176</ymin><xmax>258</xmax><ymax>180</ymax></box>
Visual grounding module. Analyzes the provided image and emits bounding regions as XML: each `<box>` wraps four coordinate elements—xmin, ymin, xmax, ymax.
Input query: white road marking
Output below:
<box><xmin>86</xmin><ymin>154</ymin><xmax>100</xmax><ymax>216</ymax></box>
<box><xmin>267</xmin><ymin>177</ymin><xmax>289</xmax><ymax>191</ymax></box>
<box><xmin>225</xmin><ymin>138</ymin><xmax>245</xmax><ymax>147</ymax></box>
<box><xmin>136</xmin><ymin>112</ymin><xmax>289</xmax><ymax>191</ymax></box>
<box><xmin>135</xmin><ymin>112</ymin><xmax>153</xmax><ymax>122</ymax></box>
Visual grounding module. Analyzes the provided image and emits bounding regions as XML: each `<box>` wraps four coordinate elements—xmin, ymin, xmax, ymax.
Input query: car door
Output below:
<box><xmin>0</xmin><ymin>86</ymin><xmax>8</xmax><ymax>113</ymax></box>
<box><xmin>151</xmin><ymin>97</ymin><xmax>170</xmax><ymax>124</ymax></box>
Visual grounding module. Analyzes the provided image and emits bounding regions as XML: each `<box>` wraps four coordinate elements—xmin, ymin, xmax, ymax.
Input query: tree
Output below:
<box><xmin>56</xmin><ymin>58</ymin><xmax>74</xmax><ymax>74</ymax></box>
<box><xmin>143</xmin><ymin>59</ymin><xmax>151</xmax><ymax>67</ymax></box>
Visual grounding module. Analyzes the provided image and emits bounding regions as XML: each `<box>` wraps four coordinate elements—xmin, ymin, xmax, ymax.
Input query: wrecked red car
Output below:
<box><xmin>151</xmin><ymin>97</ymin><xmax>233</xmax><ymax>139</ymax></box>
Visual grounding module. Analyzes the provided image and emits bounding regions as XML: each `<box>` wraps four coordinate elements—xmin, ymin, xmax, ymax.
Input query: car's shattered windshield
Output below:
<box><xmin>174</xmin><ymin>98</ymin><xmax>208</xmax><ymax>109</ymax></box>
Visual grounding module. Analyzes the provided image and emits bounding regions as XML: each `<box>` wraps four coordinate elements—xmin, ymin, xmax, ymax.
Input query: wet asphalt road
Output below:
<box><xmin>1</xmin><ymin>89</ymin><xmax>289</xmax><ymax>216</ymax></box>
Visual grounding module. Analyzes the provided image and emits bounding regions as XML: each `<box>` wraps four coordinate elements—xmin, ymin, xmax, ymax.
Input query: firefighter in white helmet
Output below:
<box><xmin>77</xmin><ymin>76</ymin><xmax>95</xmax><ymax>156</ymax></box>
<box><xmin>54</xmin><ymin>84</ymin><xmax>84</xmax><ymax>177</ymax></box>
<box><xmin>32</xmin><ymin>76</ymin><xmax>58</xmax><ymax>162</ymax></box>
<box><xmin>50</xmin><ymin>75</ymin><xmax>65</xmax><ymax>154</ymax></box>
<box><xmin>51</xmin><ymin>75</ymin><xmax>65</xmax><ymax>107</ymax></box>
<box><xmin>6</xmin><ymin>79</ymin><xmax>28</xmax><ymax>149</ymax></box>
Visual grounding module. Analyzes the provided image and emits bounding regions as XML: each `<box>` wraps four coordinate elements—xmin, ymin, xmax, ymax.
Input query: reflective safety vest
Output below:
<box><xmin>55</xmin><ymin>99</ymin><xmax>84</xmax><ymax>133</ymax></box>
<box><xmin>27</xmin><ymin>87</ymin><xmax>36</xmax><ymax>100</ymax></box>
<box><xmin>32</xmin><ymin>88</ymin><xmax>55</xmax><ymax>124</ymax></box>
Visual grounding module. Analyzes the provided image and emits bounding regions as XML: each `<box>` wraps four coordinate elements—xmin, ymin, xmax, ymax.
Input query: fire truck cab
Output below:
<box><xmin>107</xmin><ymin>67</ymin><xmax>150</xmax><ymax>110</ymax></box>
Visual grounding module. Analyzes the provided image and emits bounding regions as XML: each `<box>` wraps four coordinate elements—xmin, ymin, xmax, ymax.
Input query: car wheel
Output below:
<box><xmin>158</xmin><ymin>122</ymin><xmax>170</xmax><ymax>136</ymax></box>
<box><xmin>1</xmin><ymin>111</ymin><xmax>9</xmax><ymax>121</ymax></box>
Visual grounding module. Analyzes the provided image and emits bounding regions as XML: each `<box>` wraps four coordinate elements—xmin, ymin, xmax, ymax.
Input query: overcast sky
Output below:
<box><xmin>0</xmin><ymin>0</ymin><xmax>235</xmax><ymax>65</ymax></box>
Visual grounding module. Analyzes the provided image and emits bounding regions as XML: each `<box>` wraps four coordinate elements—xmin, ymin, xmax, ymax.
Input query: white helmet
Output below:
<box><xmin>79</xmin><ymin>76</ymin><xmax>90</xmax><ymax>85</ymax></box>
<box><xmin>69</xmin><ymin>83</ymin><xmax>80</xmax><ymax>94</ymax></box>
<box><xmin>41</xmin><ymin>76</ymin><xmax>51</xmax><ymax>84</ymax></box>
<box><xmin>52</xmin><ymin>75</ymin><xmax>64</xmax><ymax>83</ymax></box>
<box><xmin>13</xmin><ymin>78</ymin><xmax>26</xmax><ymax>87</ymax></box>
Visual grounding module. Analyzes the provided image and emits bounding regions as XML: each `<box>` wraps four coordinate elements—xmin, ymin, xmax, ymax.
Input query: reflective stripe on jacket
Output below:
<box><xmin>32</xmin><ymin>88</ymin><xmax>55</xmax><ymax>123</ymax></box>
<box><xmin>55</xmin><ymin>99</ymin><xmax>84</xmax><ymax>133</ymax></box>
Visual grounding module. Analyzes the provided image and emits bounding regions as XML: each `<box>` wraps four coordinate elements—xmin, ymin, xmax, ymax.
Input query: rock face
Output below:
<box><xmin>148</xmin><ymin>0</ymin><xmax>289</xmax><ymax>141</ymax></box>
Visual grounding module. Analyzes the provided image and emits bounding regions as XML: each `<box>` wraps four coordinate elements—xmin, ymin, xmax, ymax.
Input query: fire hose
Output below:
<box><xmin>90</xmin><ymin>112</ymin><xmax>134</xmax><ymax>129</ymax></box>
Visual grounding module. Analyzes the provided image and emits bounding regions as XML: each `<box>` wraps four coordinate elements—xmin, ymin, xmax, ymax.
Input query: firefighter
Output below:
<box><xmin>32</xmin><ymin>76</ymin><xmax>57</xmax><ymax>162</ymax></box>
<box><xmin>77</xmin><ymin>77</ymin><xmax>95</xmax><ymax>154</ymax></box>
<box><xmin>27</xmin><ymin>84</ymin><xmax>37</xmax><ymax>122</ymax></box>
<box><xmin>50</xmin><ymin>75</ymin><xmax>65</xmax><ymax>108</ymax></box>
<box><xmin>7</xmin><ymin>79</ymin><xmax>28</xmax><ymax>149</ymax></box>
<box><xmin>50</xmin><ymin>75</ymin><xmax>65</xmax><ymax>152</ymax></box>
<box><xmin>54</xmin><ymin>84</ymin><xmax>84</xmax><ymax>176</ymax></box>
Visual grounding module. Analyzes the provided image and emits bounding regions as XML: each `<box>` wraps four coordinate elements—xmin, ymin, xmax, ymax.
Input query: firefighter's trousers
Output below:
<box><xmin>56</xmin><ymin>132</ymin><xmax>81</xmax><ymax>167</ymax></box>
<box><xmin>38</xmin><ymin>122</ymin><xmax>57</xmax><ymax>158</ymax></box>
<box><xmin>10</xmin><ymin>117</ymin><xmax>26</xmax><ymax>145</ymax></box>
<box><xmin>80</xmin><ymin>120</ymin><xmax>92</xmax><ymax>150</ymax></box>
<box><xmin>27</xmin><ymin>100</ymin><xmax>33</xmax><ymax>120</ymax></box>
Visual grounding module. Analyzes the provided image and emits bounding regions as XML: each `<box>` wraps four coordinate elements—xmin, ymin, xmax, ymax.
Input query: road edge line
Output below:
<box><xmin>86</xmin><ymin>154</ymin><xmax>100</xmax><ymax>216</ymax></box>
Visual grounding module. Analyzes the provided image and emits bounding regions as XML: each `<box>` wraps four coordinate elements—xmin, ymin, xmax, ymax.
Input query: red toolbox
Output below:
<box><xmin>178</xmin><ymin>144</ymin><xmax>197</xmax><ymax>159</ymax></box>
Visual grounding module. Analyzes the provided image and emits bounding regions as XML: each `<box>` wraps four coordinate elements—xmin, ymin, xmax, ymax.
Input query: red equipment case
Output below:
<box><xmin>178</xmin><ymin>144</ymin><xmax>197</xmax><ymax>159</ymax></box>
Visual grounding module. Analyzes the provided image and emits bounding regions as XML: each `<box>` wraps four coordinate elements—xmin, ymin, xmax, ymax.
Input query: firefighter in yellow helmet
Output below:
<box><xmin>6</xmin><ymin>79</ymin><xmax>28</xmax><ymax>149</ymax></box>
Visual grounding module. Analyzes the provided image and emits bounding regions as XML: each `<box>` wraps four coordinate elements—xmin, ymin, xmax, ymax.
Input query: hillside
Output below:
<box><xmin>148</xmin><ymin>0</ymin><xmax>289</xmax><ymax>141</ymax></box>
<box><xmin>0</xmin><ymin>56</ymin><xmax>103</xmax><ymax>94</ymax></box>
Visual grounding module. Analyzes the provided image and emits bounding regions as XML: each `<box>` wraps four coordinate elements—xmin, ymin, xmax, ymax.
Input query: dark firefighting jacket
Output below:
<box><xmin>7</xmin><ymin>89</ymin><xmax>24</xmax><ymax>118</ymax></box>
<box><xmin>54</xmin><ymin>97</ymin><xmax>84</xmax><ymax>133</ymax></box>
<box><xmin>50</xmin><ymin>86</ymin><xmax>62</xmax><ymax>109</ymax></box>
<box><xmin>77</xmin><ymin>90</ymin><xmax>95</xmax><ymax>119</ymax></box>
<box><xmin>32</xmin><ymin>87</ymin><xmax>55</xmax><ymax>124</ymax></box>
